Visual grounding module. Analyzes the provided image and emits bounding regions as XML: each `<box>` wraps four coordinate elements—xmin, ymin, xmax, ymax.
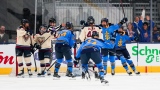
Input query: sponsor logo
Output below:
<box><xmin>0</xmin><ymin>52</ymin><xmax>14</xmax><ymax>65</ymax></box>
<box><xmin>132</xmin><ymin>46</ymin><xmax>160</xmax><ymax>64</ymax></box>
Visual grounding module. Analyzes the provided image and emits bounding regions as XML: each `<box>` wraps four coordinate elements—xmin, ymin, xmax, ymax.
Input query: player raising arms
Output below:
<box><xmin>53</xmin><ymin>22</ymin><xmax>75</xmax><ymax>78</ymax></box>
<box><xmin>100</xmin><ymin>17</ymin><xmax>128</xmax><ymax>75</ymax></box>
<box><xmin>16</xmin><ymin>19</ymin><xmax>34</xmax><ymax>77</ymax></box>
<box><xmin>115</xmin><ymin>27</ymin><xmax>140</xmax><ymax>75</ymax></box>
<box><xmin>79</xmin><ymin>16</ymin><xmax>102</xmax><ymax>42</ymax></box>
<box><xmin>75</xmin><ymin>31</ymin><xmax>114</xmax><ymax>84</ymax></box>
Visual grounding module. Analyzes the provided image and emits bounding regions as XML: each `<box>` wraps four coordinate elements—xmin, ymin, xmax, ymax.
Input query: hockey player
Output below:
<box><xmin>16</xmin><ymin>19</ymin><xmax>33</xmax><ymax>77</ymax></box>
<box><xmin>101</xmin><ymin>17</ymin><xmax>128</xmax><ymax>75</ymax></box>
<box><xmin>75</xmin><ymin>31</ymin><xmax>114</xmax><ymax>84</ymax></box>
<box><xmin>34</xmin><ymin>24</ymin><xmax>55</xmax><ymax>76</ymax></box>
<box><xmin>115</xmin><ymin>27</ymin><xmax>140</xmax><ymax>75</ymax></box>
<box><xmin>53</xmin><ymin>22</ymin><xmax>75</xmax><ymax>78</ymax></box>
<box><xmin>47</xmin><ymin>18</ymin><xmax>65</xmax><ymax>34</ymax></box>
<box><xmin>79</xmin><ymin>16</ymin><xmax>102</xmax><ymax>42</ymax></box>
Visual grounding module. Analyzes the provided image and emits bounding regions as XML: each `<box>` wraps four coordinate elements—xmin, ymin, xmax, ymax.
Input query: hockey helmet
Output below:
<box><xmin>87</xmin><ymin>16</ymin><xmax>95</xmax><ymax>24</ymax></box>
<box><xmin>49</xmin><ymin>18</ymin><xmax>56</xmax><ymax>23</ymax></box>
<box><xmin>66</xmin><ymin>22</ymin><xmax>73</xmax><ymax>29</ymax></box>
<box><xmin>101</xmin><ymin>18</ymin><xmax>108</xmax><ymax>23</ymax></box>
<box><xmin>39</xmin><ymin>24</ymin><xmax>48</xmax><ymax>33</ymax></box>
<box><xmin>21</xmin><ymin>19</ymin><xmax>29</xmax><ymax>25</ymax></box>
<box><xmin>92</xmin><ymin>31</ymin><xmax>99</xmax><ymax>38</ymax></box>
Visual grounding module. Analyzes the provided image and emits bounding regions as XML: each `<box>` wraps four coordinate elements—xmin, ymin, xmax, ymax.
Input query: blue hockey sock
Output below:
<box><xmin>82</xmin><ymin>64</ymin><xmax>88</xmax><ymax>72</ymax></box>
<box><xmin>54</xmin><ymin>59</ymin><xmax>63</xmax><ymax>73</ymax></box>
<box><xmin>120</xmin><ymin>56</ymin><xmax>129</xmax><ymax>70</ymax></box>
<box><xmin>109</xmin><ymin>56</ymin><xmax>115</xmax><ymax>70</ymax></box>
<box><xmin>66</xmin><ymin>59</ymin><xmax>73</xmax><ymax>72</ymax></box>
<box><xmin>55</xmin><ymin>63</ymin><xmax>61</xmax><ymax>73</ymax></box>
<box><xmin>102</xmin><ymin>56</ymin><xmax>108</xmax><ymax>71</ymax></box>
<box><xmin>96</xmin><ymin>63</ymin><xmax>104</xmax><ymax>78</ymax></box>
<box><xmin>126</xmin><ymin>59</ymin><xmax>136</xmax><ymax>71</ymax></box>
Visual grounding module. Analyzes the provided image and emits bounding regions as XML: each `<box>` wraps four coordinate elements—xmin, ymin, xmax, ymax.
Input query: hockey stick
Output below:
<box><xmin>120</xmin><ymin>0</ymin><xmax>128</xmax><ymax>27</ymax></box>
<box><xmin>44</xmin><ymin>60</ymin><xmax>57</xmax><ymax>74</ymax></box>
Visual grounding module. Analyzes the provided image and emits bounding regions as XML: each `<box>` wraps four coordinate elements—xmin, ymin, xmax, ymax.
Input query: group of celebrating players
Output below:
<box><xmin>16</xmin><ymin>16</ymin><xmax>140</xmax><ymax>84</ymax></box>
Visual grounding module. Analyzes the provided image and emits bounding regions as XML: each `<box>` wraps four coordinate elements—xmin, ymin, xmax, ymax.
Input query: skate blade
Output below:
<box><xmin>53</xmin><ymin>77</ymin><xmax>60</xmax><ymax>80</ymax></box>
<box><xmin>102</xmin><ymin>83</ymin><xmax>109</xmax><ymax>86</ymax></box>
<box><xmin>69</xmin><ymin>77</ymin><xmax>76</xmax><ymax>80</ymax></box>
<box><xmin>17</xmin><ymin>75</ymin><xmax>24</xmax><ymax>78</ymax></box>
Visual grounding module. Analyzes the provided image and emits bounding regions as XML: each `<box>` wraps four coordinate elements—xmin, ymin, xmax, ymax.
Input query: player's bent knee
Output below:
<box><xmin>26</xmin><ymin>63</ymin><xmax>32</xmax><ymax>66</ymax></box>
<box><xmin>57</xmin><ymin>59</ymin><xmax>63</xmax><ymax>63</ymax></box>
<box><xmin>96</xmin><ymin>63</ymin><xmax>103</xmax><ymax>69</ymax></box>
<box><xmin>40</xmin><ymin>63</ymin><xmax>45</xmax><ymax>67</ymax></box>
<box><xmin>102</xmin><ymin>56</ymin><xmax>108</xmax><ymax>62</ymax></box>
<box><xmin>109</xmin><ymin>56</ymin><xmax>115</xmax><ymax>62</ymax></box>
<box><xmin>18</xmin><ymin>63</ymin><xmax>23</xmax><ymax>67</ymax></box>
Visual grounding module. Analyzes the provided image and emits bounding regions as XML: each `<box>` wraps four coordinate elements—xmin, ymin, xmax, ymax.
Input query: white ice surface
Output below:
<box><xmin>0</xmin><ymin>73</ymin><xmax>160</xmax><ymax>90</ymax></box>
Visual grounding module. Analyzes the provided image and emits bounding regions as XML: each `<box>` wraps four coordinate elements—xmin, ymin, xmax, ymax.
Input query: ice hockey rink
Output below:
<box><xmin>0</xmin><ymin>73</ymin><xmax>160</xmax><ymax>90</ymax></box>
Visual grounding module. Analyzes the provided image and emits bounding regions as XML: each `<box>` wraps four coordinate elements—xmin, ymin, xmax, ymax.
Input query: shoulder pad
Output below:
<box><xmin>95</xmin><ymin>25</ymin><xmax>102</xmax><ymax>29</ymax></box>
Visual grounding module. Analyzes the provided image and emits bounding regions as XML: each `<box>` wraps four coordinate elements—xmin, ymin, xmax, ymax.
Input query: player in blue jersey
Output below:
<box><xmin>75</xmin><ymin>31</ymin><xmax>114</xmax><ymax>84</ymax></box>
<box><xmin>115</xmin><ymin>27</ymin><xmax>140</xmax><ymax>75</ymax></box>
<box><xmin>53</xmin><ymin>22</ymin><xmax>76</xmax><ymax>78</ymax></box>
<box><xmin>100</xmin><ymin>17</ymin><xmax>128</xmax><ymax>75</ymax></box>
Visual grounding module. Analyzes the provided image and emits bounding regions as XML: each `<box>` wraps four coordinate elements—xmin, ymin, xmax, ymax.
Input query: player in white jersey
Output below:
<box><xmin>16</xmin><ymin>19</ymin><xmax>34</xmax><ymax>77</ymax></box>
<box><xmin>33</xmin><ymin>24</ymin><xmax>56</xmax><ymax>76</ymax></box>
<box><xmin>79</xmin><ymin>16</ymin><xmax>102</xmax><ymax>42</ymax></box>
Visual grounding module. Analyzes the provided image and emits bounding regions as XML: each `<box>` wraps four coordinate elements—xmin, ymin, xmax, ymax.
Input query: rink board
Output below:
<box><xmin>1</xmin><ymin>43</ymin><xmax>160</xmax><ymax>74</ymax></box>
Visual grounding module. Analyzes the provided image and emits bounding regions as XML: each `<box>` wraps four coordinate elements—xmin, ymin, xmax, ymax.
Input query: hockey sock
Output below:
<box><xmin>120</xmin><ymin>56</ymin><xmax>129</xmax><ymax>70</ymax></box>
<box><xmin>66</xmin><ymin>59</ymin><xmax>73</xmax><ymax>72</ymax></box>
<box><xmin>102</xmin><ymin>56</ymin><xmax>108</xmax><ymax>72</ymax></box>
<box><xmin>44</xmin><ymin>58</ymin><xmax>50</xmax><ymax>70</ymax></box>
<box><xmin>96</xmin><ymin>62</ymin><xmax>104</xmax><ymax>78</ymax></box>
<box><xmin>126</xmin><ymin>59</ymin><xmax>136</xmax><ymax>71</ymax></box>
<box><xmin>55</xmin><ymin>63</ymin><xmax>61</xmax><ymax>73</ymax></box>
<box><xmin>24</xmin><ymin>57</ymin><xmax>32</xmax><ymax>70</ymax></box>
<box><xmin>54</xmin><ymin>59</ymin><xmax>63</xmax><ymax>73</ymax></box>
<box><xmin>17</xmin><ymin>56</ymin><xmax>24</xmax><ymax>70</ymax></box>
<box><xmin>82</xmin><ymin>64</ymin><xmax>88</xmax><ymax>72</ymax></box>
<box><xmin>40</xmin><ymin>60</ymin><xmax>45</xmax><ymax>72</ymax></box>
<box><xmin>109</xmin><ymin>56</ymin><xmax>115</xmax><ymax>70</ymax></box>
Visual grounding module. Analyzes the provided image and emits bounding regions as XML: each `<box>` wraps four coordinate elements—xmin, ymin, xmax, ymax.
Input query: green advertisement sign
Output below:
<box><xmin>132</xmin><ymin>46</ymin><xmax>160</xmax><ymax>64</ymax></box>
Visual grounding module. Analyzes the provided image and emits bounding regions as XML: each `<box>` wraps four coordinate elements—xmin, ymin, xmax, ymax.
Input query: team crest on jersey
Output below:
<box><xmin>23</xmin><ymin>34</ymin><xmax>30</xmax><ymax>42</ymax></box>
<box><xmin>37</xmin><ymin>37</ymin><xmax>45</xmax><ymax>45</ymax></box>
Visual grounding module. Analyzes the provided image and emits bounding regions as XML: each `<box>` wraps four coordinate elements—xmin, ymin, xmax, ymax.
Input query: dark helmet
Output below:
<box><xmin>87</xmin><ymin>16</ymin><xmax>95</xmax><ymax>24</ymax></box>
<box><xmin>21</xmin><ymin>19</ymin><xmax>29</xmax><ymax>25</ymax></box>
<box><xmin>66</xmin><ymin>22</ymin><xmax>73</xmax><ymax>29</ymax></box>
<box><xmin>39</xmin><ymin>24</ymin><xmax>48</xmax><ymax>33</ymax></box>
<box><xmin>92</xmin><ymin>31</ymin><xmax>99</xmax><ymax>38</ymax></box>
<box><xmin>49</xmin><ymin>18</ymin><xmax>56</xmax><ymax>23</ymax></box>
<box><xmin>101</xmin><ymin>18</ymin><xmax>108</xmax><ymax>23</ymax></box>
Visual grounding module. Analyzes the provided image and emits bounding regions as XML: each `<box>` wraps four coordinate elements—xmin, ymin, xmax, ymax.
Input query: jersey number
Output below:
<box><xmin>87</xmin><ymin>31</ymin><xmax>97</xmax><ymax>37</ymax></box>
<box><xmin>60</xmin><ymin>32</ymin><xmax>66</xmax><ymax>36</ymax></box>
<box><xmin>88</xmin><ymin>40</ymin><xmax>97</xmax><ymax>44</ymax></box>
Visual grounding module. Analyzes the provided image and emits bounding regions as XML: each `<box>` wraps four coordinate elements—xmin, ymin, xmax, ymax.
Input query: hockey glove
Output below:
<box><xmin>34</xmin><ymin>43</ymin><xmax>41</xmax><ymax>49</ymax></box>
<box><xmin>134</xmin><ymin>36</ymin><xmax>139</xmax><ymax>41</ymax></box>
<box><xmin>119</xmin><ymin>17</ymin><xmax>128</xmax><ymax>25</ymax></box>
<box><xmin>30</xmin><ymin>44</ymin><xmax>35</xmax><ymax>54</ymax></box>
